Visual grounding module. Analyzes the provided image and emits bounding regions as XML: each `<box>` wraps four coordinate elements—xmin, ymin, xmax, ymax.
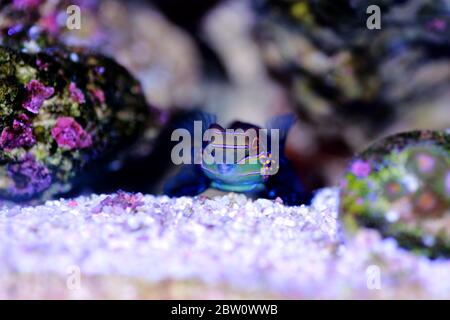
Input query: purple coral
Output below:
<box><xmin>36</xmin><ymin>59</ymin><xmax>49</xmax><ymax>71</ymax></box>
<box><xmin>350</xmin><ymin>160</ymin><xmax>371</xmax><ymax>179</ymax></box>
<box><xmin>51</xmin><ymin>117</ymin><xmax>92</xmax><ymax>150</ymax></box>
<box><xmin>415</xmin><ymin>152</ymin><xmax>436</xmax><ymax>174</ymax></box>
<box><xmin>7</xmin><ymin>154</ymin><xmax>52</xmax><ymax>198</ymax></box>
<box><xmin>69</xmin><ymin>82</ymin><xmax>86</xmax><ymax>104</ymax></box>
<box><xmin>0</xmin><ymin>115</ymin><xmax>36</xmax><ymax>150</ymax></box>
<box><xmin>22</xmin><ymin>80</ymin><xmax>54</xmax><ymax>114</ymax></box>
<box><xmin>93</xmin><ymin>191</ymin><xmax>144</xmax><ymax>213</ymax></box>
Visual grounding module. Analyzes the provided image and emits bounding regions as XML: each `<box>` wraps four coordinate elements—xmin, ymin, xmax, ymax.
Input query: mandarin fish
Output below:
<box><xmin>163</xmin><ymin>111</ymin><xmax>312</xmax><ymax>206</ymax></box>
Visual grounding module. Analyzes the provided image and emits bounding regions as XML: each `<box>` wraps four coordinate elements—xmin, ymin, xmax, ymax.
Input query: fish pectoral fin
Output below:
<box><xmin>266</xmin><ymin>113</ymin><xmax>297</xmax><ymax>142</ymax></box>
<box><xmin>264</xmin><ymin>162</ymin><xmax>313</xmax><ymax>206</ymax></box>
<box><xmin>163</xmin><ymin>165</ymin><xmax>210</xmax><ymax>197</ymax></box>
<box><xmin>169</xmin><ymin>109</ymin><xmax>217</xmax><ymax>134</ymax></box>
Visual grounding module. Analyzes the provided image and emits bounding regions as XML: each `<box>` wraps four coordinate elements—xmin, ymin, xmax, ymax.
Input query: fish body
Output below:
<box><xmin>164</xmin><ymin>111</ymin><xmax>311</xmax><ymax>205</ymax></box>
<box><xmin>202</xmin><ymin>161</ymin><xmax>267</xmax><ymax>192</ymax></box>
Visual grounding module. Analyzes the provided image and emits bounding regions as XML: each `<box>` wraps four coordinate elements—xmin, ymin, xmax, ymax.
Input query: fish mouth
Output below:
<box><xmin>211</xmin><ymin>181</ymin><xmax>265</xmax><ymax>193</ymax></box>
<box><xmin>216</xmin><ymin>164</ymin><xmax>234</xmax><ymax>174</ymax></box>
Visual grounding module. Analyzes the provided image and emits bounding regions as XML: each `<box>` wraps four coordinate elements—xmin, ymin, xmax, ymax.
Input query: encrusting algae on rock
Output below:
<box><xmin>0</xmin><ymin>45</ymin><xmax>149</xmax><ymax>201</ymax></box>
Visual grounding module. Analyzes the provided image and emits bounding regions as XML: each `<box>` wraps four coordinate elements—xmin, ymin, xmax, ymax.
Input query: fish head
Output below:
<box><xmin>200</xmin><ymin>122</ymin><xmax>270</xmax><ymax>192</ymax></box>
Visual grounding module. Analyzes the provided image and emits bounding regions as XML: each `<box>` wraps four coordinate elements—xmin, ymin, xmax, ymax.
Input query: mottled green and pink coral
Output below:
<box><xmin>0</xmin><ymin>45</ymin><xmax>149</xmax><ymax>201</ymax></box>
<box><xmin>340</xmin><ymin>130</ymin><xmax>450</xmax><ymax>258</ymax></box>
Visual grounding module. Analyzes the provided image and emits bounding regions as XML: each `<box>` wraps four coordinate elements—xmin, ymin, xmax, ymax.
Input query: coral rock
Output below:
<box><xmin>0</xmin><ymin>45</ymin><xmax>149</xmax><ymax>201</ymax></box>
<box><xmin>340</xmin><ymin>130</ymin><xmax>450</xmax><ymax>258</ymax></box>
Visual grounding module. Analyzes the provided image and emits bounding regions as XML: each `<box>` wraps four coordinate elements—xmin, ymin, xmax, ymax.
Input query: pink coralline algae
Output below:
<box><xmin>350</xmin><ymin>160</ymin><xmax>371</xmax><ymax>178</ymax></box>
<box><xmin>93</xmin><ymin>191</ymin><xmax>145</xmax><ymax>213</ymax></box>
<box><xmin>69</xmin><ymin>82</ymin><xmax>86</xmax><ymax>104</ymax></box>
<box><xmin>90</xmin><ymin>88</ymin><xmax>105</xmax><ymax>104</ymax></box>
<box><xmin>7</xmin><ymin>154</ymin><xmax>52</xmax><ymax>197</ymax></box>
<box><xmin>38</xmin><ymin>13</ymin><xmax>60</xmax><ymax>35</ymax></box>
<box><xmin>22</xmin><ymin>80</ymin><xmax>55</xmax><ymax>114</ymax></box>
<box><xmin>0</xmin><ymin>115</ymin><xmax>36</xmax><ymax>150</ymax></box>
<box><xmin>51</xmin><ymin>117</ymin><xmax>92</xmax><ymax>150</ymax></box>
